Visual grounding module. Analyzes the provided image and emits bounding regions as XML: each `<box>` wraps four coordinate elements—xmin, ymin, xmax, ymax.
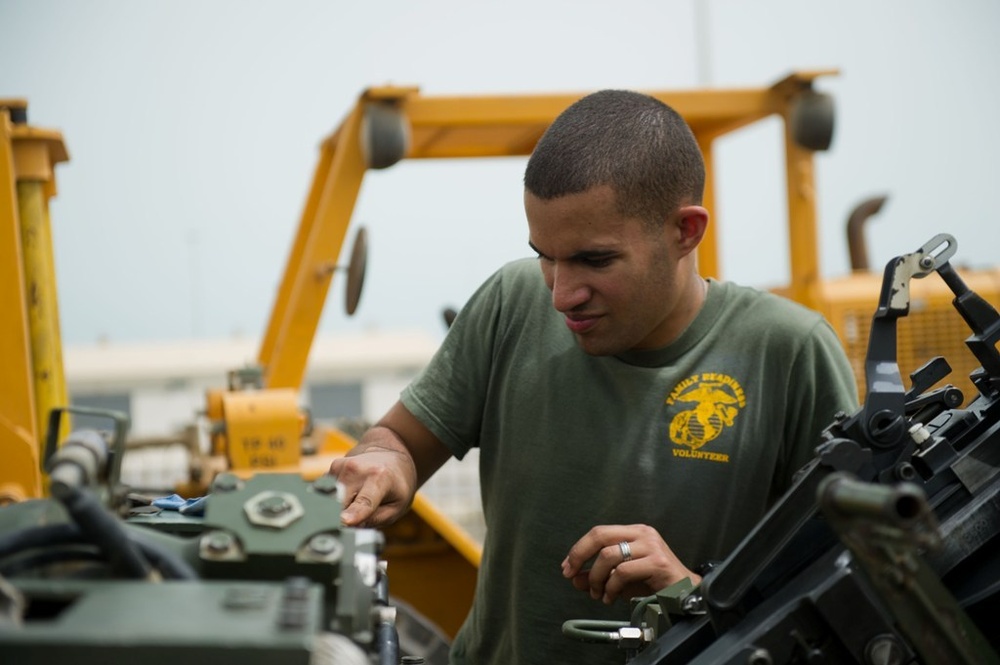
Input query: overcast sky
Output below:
<box><xmin>2</xmin><ymin>0</ymin><xmax>998</xmax><ymax>348</ymax></box>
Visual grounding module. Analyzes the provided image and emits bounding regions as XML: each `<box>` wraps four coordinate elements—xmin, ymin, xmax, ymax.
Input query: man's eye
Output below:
<box><xmin>582</xmin><ymin>257</ymin><xmax>613</xmax><ymax>268</ymax></box>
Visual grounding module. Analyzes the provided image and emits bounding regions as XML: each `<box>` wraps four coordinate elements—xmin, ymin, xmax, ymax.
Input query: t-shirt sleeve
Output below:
<box><xmin>400</xmin><ymin>266</ymin><xmax>507</xmax><ymax>460</ymax></box>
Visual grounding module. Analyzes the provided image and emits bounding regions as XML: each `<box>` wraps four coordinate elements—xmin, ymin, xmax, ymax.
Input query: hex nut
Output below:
<box><xmin>244</xmin><ymin>490</ymin><xmax>305</xmax><ymax>529</ymax></box>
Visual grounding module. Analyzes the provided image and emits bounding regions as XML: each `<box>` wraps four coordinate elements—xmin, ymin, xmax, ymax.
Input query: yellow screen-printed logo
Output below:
<box><xmin>666</xmin><ymin>373</ymin><xmax>746</xmax><ymax>462</ymax></box>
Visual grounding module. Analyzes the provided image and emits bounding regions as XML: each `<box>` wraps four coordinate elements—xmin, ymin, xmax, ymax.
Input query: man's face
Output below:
<box><xmin>525</xmin><ymin>185</ymin><xmax>686</xmax><ymax>356</ymax></box>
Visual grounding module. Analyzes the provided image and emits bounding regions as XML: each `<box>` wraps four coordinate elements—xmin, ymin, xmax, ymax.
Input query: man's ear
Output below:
<box><xmin>675</xmin><ymin>205</ymin><xmax>709</xmax><ymax>256</ymax></box>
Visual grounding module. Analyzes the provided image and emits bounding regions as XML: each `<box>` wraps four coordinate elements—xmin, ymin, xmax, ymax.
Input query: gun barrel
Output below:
<box><xmin>819</xmin><ymin>473</ymin><xmax>927</xmax><ymax>526</ymax></box>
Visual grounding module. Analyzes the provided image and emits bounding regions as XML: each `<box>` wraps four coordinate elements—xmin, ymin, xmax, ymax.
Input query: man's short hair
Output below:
<box><xmin>524</xmin><ymin>89</ymin><xmax>705</xmax><ymax>225</ymax></box>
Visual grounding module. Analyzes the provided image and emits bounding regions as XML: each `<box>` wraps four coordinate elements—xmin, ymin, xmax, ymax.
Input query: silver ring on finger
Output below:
<box><xmin>618</xmin><ymin>540</ymin><xmax>633</xmax><ymax>563</ymax></box>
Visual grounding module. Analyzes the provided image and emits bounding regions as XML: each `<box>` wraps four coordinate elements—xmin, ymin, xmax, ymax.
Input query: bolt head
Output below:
<box><xmin>199</xmin><ymin>529</ymin><xmax>244</xmax><ymax>561</ymax></box>
<box><xmin>212</xmin><ymin>473</ymin><xmax>241</xmax><ymax>493</ymax></box>
<box><xmin>312</xmin><ymin>475</ymin><xmax>339</xmax><ymax>495</ymax></box>
<box><xmin>309</xmin><ymin>534</ymin><xmax>339</xmax><ymax>555</ymax></box>
<box><xmin>205</xmin><ymin>531</ymin><xmax>234</xmax><ymax>552</ymax></box>
<box><xmin>258</xmin><ymin>494</ymin><xmax>292</xmax><ymax>516</ymax></box>
<box><xmin>244</xmin><ymin>491</ymin><xmax>304</xmax><ymax>529</ymax></box>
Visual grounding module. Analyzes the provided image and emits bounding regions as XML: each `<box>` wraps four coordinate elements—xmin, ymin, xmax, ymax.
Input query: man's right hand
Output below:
<box><xmin>329</xmin><ymin>438</ymin><xmax>418</xmax><ymax>527</ymax></box>
<box><xmin>326</xmin><ymin>400</ymin><xmax>453</xmax><ymax>528</ymax></box>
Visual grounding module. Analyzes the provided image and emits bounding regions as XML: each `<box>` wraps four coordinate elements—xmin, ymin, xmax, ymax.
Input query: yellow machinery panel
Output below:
<box><xmin>219</xmin><ymin>389</ymin><xmax>304</xmax><ymax>470</ymax></box>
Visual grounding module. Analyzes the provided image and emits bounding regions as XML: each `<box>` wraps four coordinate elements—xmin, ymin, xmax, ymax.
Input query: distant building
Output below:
<box><xmin>65</xmin><ymin>330</ymin><xmax>440</xmax><ymax>435</ymax></box>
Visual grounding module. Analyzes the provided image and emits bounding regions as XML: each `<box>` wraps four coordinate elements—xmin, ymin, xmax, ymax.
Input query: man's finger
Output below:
<box><xmin>339</xmin><ymin>480</ymin><xmax>382</xmax><ymax>526</ymax></box>
<box><xmin>602</xmin><ymin>564</ymin><xmax>629</xmax><ymax>604</ymax></box>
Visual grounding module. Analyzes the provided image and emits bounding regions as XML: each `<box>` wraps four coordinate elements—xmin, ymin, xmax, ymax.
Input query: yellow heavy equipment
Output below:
<box><xmin>4</xmin><ymin>70</ymin><xmax>999</xmax><ymax>656</ymax></box>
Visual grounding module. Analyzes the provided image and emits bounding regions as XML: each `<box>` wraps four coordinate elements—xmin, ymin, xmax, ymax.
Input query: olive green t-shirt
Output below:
<box><xmin>401</xmin><ymin>258</ymin><xmax>858</xmax><ymax>665</ymax></box>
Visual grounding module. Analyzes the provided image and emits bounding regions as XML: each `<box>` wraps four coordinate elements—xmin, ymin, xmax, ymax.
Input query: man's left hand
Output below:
<box><xmin>561</xmin><ymin>524</ymin><xmax>701</xmax><ymax>605</ymax></box>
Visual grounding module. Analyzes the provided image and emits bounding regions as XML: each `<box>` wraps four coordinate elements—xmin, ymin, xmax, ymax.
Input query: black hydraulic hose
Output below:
<box><xmin>0</xmin><ymin>522</ymin><xmax>197</xmax><ymax>580</ymax></box>
<box><xmin>49</xmin><ymin>483</ymin><xmax>153</xmax><ymax>579</ymax></box>
<box><xmin>1</xmin><ymin>547</ymin><xmax>104</xmax><ymax>577</ymax></box>
<box><xmin>42</xmin><ymin>428</ymin><xmax>153</xmax><ymax>578</ymax></box>
<box><xmin>31</xmin><ymin>428</ymin><xmax>197</xmax><ymax>580</ymax></box>
<box><xmin>0</xmin><ymin>523</ymin><xmax>79</xmax><ymax>560</ymax></box>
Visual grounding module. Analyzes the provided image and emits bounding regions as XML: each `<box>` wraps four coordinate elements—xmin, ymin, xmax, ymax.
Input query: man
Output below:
<box><xmin>329</xmin><ymin>89</ymin><xmax>858</xmax><ymax>664</ymax></box>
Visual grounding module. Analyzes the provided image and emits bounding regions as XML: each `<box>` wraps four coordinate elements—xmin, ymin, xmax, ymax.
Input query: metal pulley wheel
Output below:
<box><xmin>361</xmin><ymin>102</ymin><xmax>409</xmax><ymax>169</ymax></box>
<box><xmin>790</xmin><ymin>90</ymin><xmax>835</xmax><ymax>151</ymax></box>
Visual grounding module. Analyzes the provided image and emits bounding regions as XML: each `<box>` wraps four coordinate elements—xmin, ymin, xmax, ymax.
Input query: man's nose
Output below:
<box><xmin>550</xmin><ymin>265</ymin><xmax>590</xmax><ymax>312</ymax></box>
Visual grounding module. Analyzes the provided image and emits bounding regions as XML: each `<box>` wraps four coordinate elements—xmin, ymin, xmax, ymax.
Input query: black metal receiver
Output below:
<box><xmin>566</xmin><ymin>234</ymin><xmax>1000</xmax><ymax>664</ymax></box>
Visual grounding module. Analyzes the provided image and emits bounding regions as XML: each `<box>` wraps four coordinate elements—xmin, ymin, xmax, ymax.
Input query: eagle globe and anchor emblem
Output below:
<box><xmin>667</xmin><ymin>373</ymin><xmax>746</xmax><ymax>450</ymax></box>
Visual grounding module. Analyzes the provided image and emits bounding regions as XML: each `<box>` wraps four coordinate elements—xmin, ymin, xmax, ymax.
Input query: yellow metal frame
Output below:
<box><xmin>258</xmin><ymin>70</ymin><xmax>838</xmax><ymax>390</ymax></box>
<box><xmin>259</xmin><ymin>101</ymin><xmax>369</xmax><ymax>389</ymax></box>
<box><xmin>0</xmin><ymin>101</ymin><xmax>69</xmax><ymax>504</ymax></box>
<box><xmin>0</xmin><ymin>106</ymin><xmax>38</xmax><ymax>504</ymax></box>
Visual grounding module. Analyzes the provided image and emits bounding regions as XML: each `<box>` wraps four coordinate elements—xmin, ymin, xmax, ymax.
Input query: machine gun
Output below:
<box><xmin>565</xmin><ymin>233</ymin><xmax>1000</xmax><ymax>664</ymax></box>
<box><xmin>0</xmin><ymin>408</ymin><xmax>429</xmax><ymax>664</ymax></box>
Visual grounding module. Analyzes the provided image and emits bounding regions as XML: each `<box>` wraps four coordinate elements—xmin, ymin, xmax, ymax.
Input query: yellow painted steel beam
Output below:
<box><xmin>258</xmin><ymin>129</ymin><xmax>338</xmax><ymax>380</ymax></box>
<box><xmin>13</xmin><ymin>123</ymin><xmax>71</xmax><ymax>457</ymax></box>
<box><xmin>0</xmin><ymin>107</ymin><xmax>41</xmax><ymax>502</ymax></box>
<box><xmin>17</xmin><ymin>181</ymin><xmax>68</xmax><ymax>444</ymax></box>
<box><xmin>356</xmin><ymin>70</ymin><xmax>837</xmax><ymax>162</ymax></box>
<box><xmin>783</xmin><ymin>116</ymin><xmax>822</xmax><ymax>311</ymax></box>
<box><xmin>394</xmin><ymin>89</ymin><xmax>778</xmax><ymax>160</ymax></box>
<box><xmin>259</xmin><ymin>100</ymin><xmax>367</xmax><ymax>389</ymax></box>
<box><xmin>698</xmin><ymin>136</ymin><xmax>719</xmax><ymax>280</ymax></box>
